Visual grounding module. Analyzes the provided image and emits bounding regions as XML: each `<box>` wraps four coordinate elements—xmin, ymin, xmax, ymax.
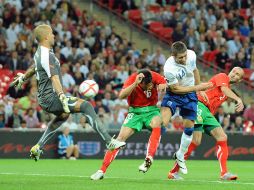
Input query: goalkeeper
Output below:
<box><xmin>11</xmin><ymin>24</ymin><xmax>125</xmax><ymax>161</ymax></box>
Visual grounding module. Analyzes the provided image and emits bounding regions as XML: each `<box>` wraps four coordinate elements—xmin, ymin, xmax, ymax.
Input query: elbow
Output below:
<box><xmin>118</xmin><ymin>92</ymin><xmax>125</xmax><ymax>100</ymax></box>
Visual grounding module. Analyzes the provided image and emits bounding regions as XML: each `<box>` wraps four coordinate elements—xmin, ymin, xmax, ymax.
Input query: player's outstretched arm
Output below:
<box><xmin>169</xmin><ymin>82</ymin><xmax>213</xmax><ymax>94</ymax></box>
<box><xmin>10</xmin><ymin>65</ymin><xmax>36</xmax><ymax>89</ymax></box>
<box><xmin>119</xmin><ymin>73</ymin><xmax>144</xmax><ymax>99</ymax></box>
<box><xmin>221</xmin><ymin>86</ymin><xmax>244</xmax><ymax>112</ymax></box>
<box><xmin>51</xmin><ymin>75</ymin><xmax>70</xmax><ymax>113</ymax></box>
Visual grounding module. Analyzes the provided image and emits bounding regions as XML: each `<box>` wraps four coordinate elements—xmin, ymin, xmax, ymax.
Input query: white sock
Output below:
<box><xmin>177</xmin><ymin>132</ymin><xmax>193</xmax><ymax>160</ymax></box>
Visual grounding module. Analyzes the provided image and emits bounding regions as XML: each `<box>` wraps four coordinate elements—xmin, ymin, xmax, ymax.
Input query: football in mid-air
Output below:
<box><xmin>79</xmin><ymin>80</ymin><xmax>99</xmax><ymax>98</ymax></box>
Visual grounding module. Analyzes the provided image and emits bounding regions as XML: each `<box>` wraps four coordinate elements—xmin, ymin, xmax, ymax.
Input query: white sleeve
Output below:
<box><xmin>164</xmin><ymin>71</ymin><xmax>178</xmax><ymax>85</ymax></box>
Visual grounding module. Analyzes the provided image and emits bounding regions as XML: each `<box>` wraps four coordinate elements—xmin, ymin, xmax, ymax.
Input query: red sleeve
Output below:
<box><xmin>151</xmin><ymin>71</ymin><xmax>167</xmax><ymax>85</ymax></box>
<box><xmin>212</xmin><ymin>73</ymin><xmax>230</xmax><ymax>87</ymax></box>
<box><xmin>123</xmin><ymin>73</ymin><xmax>136</xmax><ymax>89</ymax></box>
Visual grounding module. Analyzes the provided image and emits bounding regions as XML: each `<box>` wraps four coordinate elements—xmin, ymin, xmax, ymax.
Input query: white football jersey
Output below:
<box><xmin>164</xmin><ymin>49</ymin><xmax>197</xmax><ymax>87</ymax></box>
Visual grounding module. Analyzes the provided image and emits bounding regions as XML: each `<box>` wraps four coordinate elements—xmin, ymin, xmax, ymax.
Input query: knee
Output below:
<box><xmin>184</xmin><ymin>120</ymin><xmax>194</xmax><ymax>128</ymax></box>
<box><xmin>74</xmin><ymin>145</ymin><xmax>79</xmax><ymax>150</ymax></box>
<box><xmin>60</xmin><ymin>113</ymin><xmax>70</xmax><ymax>120</ymax></box>
<box><xmin>219</xmin><ymin>133</ymin><xmax>227</xmax><ymax>141</ymax></box>
<box><xmin>192</xmin><ymin>138</ymin><xmax>201</xmax><ymax>146</ymax></box>
<box><xmin>150</xmin><ymin>116</ymin><xmax>162</xmax><ymax>128</ymax></box>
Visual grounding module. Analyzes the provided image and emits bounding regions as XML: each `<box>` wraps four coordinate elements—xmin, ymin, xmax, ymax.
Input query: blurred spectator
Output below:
<box><xmin>227</xmin><ymin>35</ymin><xmax>242</xmax><ymax>59</ymax></box>
<box><xmin>6</xmin><ymin>51</ymin><xmax>23</xmax><ymax>71</ymax></box>
<box><xmin>62</xmin><ymin>115</ymin><xmax>80</xmax><ymax>130</ymax></box>
<box><xmin>94</xmin><ymin>96</ymin><xmax>110</xmax><ymax>113</ymax></box>
<box><xmin>222</xmin><ymin>116</ymin><xmax>233</xmax><ymax>132</ymax></box>
<box><xmin>243</xmin><ymin>120</ymin><xmax>254</xmax><ymax>134</ymax></box>
<box><xmin>23</xmin><ymin>108</ymin><xmax>40</xmax><ymax>128</ymax></box>
<box><xmin>18</xmin><ymin>87</ymin><xmax>37</xmax><ymax>111</ymax></box>
<box><xmin>231</xmin><ymin>51</ymin><xmax>247</xmax><ymax>69</ymax></box>
<box><xmin>195</xmin><ymin>33</ymin><xmax>209</xmax><ymax>56</ymax></box>
<box><xmin>78</xmin><ymin>115</ymin><xmax>94</xmax><ymax>132</ymax></box>
<box><xmin>61</xmin><ymin>64</ymin><xmax>76</xmax><ymax>90</ymax></box>
<box><xmin>221</xmin><ymin>98</ymin><xmax>236</xmax><ymax>115</ymax></box>
<box><xmin>215</xmin><ymin>106</ymin><xmax>227</xmax><ymax>125</ymax></box>
<box><xmin>243</xmin><ymin>102</ymin><xmax>254</xmax><ymax>122</ymax></box>
<box><xmin>98</xmin><ymin>106</ymin><xmax>112</xmax><ymax>129</ymax></box>
<box><xmin>121</xmin><ymin>0</ymin><xmax>138</xmax><ymax>14</ymax></box>
<box><xmin>20</xmin><ymin>119</ymin><xmax>27</xmax><ymax>130</ymax></box>
<box><xmin>58</xmin><ymin>127</ymin><xmax>79</xmax><ymax>159</ymax></box>
<box><xmin>234</xmin><ymin>116</ymin><xmax>244</xmax><ymax>132</ymax></box>
<box><xmin>102</xmin><ymin>92</ymin><xmax>115</xmax><ymax>110</ymax></box>
<box><xmin>185</xmin><ymin>27</ymin><xmax>199</xmax><ymax>50</ymax></box>
<box><xmin>171</xmin><ymin>22</ymin><xmax>185</xmax><ymax>42</ymax></box>
<box><xmin>0</xmin><ymin>111</ymin><xmax>5</xmax><ymax>128</ymax></box>
<box><xmin>7</xmin><ymin>105</ymin><xmax>22</xmax><ymax>128</ymax></box>
<box><xmin>215</xmin><ymin>45</ymin><xmax>230</xmax><ymax>70</ymax></box>
<box><xmin>150</xmin><ymin>47</ymin><xmax>166</xmax><ymax>66</ymax></box>
<box><xmin>75</xmin><ymin>41</ymin><xmax>91</xmax><ymax>60</ymax></box>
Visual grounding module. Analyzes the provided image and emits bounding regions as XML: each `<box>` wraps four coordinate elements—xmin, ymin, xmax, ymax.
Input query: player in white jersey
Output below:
<box><xmin>161</xmin><ymin>41</ymin><xmax>212</xmax><ymax>175</ymax></box>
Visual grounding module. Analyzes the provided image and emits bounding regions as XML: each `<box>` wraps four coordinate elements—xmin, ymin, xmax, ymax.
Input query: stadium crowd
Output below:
<box><xmin>0</xmin><ymin>0</ymin><xmax>253</xmax><ymax>134</ymax></box>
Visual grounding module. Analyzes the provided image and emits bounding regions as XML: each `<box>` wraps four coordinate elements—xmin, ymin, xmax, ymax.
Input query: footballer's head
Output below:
<box><xmin>171</xmin><ymin>41</ymin><xmax>187</xmax><ymax>65</ymax></box>
<box><xmin>138</xmin><ymin>69</ymin><xmax>153</xmax><ymax>90</ymax></box>
<box><xmin>228</xmin><ymin>67</ymin><xmax>244</xmax><ymax>83</ymax></box>
<box><xmin>34</xmin><ymin>24</ymin><xmax>55</xmax><ymax>47</ymax></box>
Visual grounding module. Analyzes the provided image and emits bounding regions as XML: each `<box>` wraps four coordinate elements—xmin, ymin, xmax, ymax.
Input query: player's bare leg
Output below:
<box><xmin>211</xmin><ymin>127</ymin><xmax>237</xmax><ymax>180</ymax></box>
<box><xmin>139</xmin><ymin>115</ymin><xmax>162</xmax><ymax>173</ymax></box>
<box><xmin>91</xmin><ymin>127</ymin><xmax>134</xmax><ymax>180</ymax></box>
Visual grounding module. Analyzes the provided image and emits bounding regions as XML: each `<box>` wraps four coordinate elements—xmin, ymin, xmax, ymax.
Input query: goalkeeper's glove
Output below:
<box><xmin>59</xmin><ymin>93</ymin><xmax>70</xmax><ymax>113</ymax></box>
<box><xmin>10</xmin><ymin>73</ymin><xmax>26</xmax><ymax>89</ymax></box>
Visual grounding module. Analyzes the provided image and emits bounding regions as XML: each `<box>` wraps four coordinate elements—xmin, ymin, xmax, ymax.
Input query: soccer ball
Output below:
<box><xmin>79</xmin><ymin>80</ymin><xmax>99</xmax><ymax>98</ymax></box>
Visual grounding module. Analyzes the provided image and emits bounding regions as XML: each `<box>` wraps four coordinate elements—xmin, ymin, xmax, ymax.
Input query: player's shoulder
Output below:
<box><xmin>211</xmin><ymin>73</ymin><xmax>229</xmax><ymax>84</ymax></box>
<box><xmin>164</xmin><ymin>56</ymin><xmax>176</xmax><ymax>70</ymax></box>
<box><xmin>214</xmin><ymin>72</ymin><xmax>228</xmax><ymax>79</ymax></box>
<box><xmin>187</xmin><ymin>49</ymin><xmax>196</xmax><ymax>60</ymax></box>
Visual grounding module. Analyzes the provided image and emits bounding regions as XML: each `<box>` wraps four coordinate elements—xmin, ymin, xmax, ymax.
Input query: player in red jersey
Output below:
<box><xmin>90</xmin><ymin>69</ymin><xmax>167</xmax><ymax>180</ymax></box>
<box><xmin>168</xmin><ymin>67</ymin><xmax>244</xmax><ymax>180</ymax></box>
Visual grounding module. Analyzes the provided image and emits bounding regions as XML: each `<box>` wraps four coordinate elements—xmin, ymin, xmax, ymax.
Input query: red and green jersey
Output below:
<box><xmin>122</xmin><ymin>71</ymin><xmax>166</xmax><ymax>107</ymax></box>
<box><xmin>198</xmin><ymin>73</ymin><xmax>230</xmax><ymax>115</ymax></box>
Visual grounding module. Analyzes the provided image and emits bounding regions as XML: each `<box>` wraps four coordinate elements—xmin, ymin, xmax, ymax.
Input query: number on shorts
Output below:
<box><xmin>124</xmin><ymin>113</ymin><xmax>134</xmax><ymax>124</ymax></box>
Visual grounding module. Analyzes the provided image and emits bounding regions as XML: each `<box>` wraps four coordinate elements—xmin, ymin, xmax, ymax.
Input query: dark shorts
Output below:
<box><xmin>39</xmin><ymin>94</ymin><xmax>78</xmax><ymax>116</ymax></box>
<box><xmin>161</xmin><ymin>91</ymin><xmax>198</xmax><ymax>121</ymax></box>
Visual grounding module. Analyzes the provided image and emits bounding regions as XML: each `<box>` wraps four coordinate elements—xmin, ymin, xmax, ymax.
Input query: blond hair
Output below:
<box><xmin>33</xmin><ymin>24</ymin><xmax>51</xmax><ymax>43</ymax></box>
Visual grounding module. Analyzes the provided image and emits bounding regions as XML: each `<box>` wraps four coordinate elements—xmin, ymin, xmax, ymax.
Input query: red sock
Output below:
<box><xmin>216</xmin><ymin>141</ymin><xmax>228</xmax><ymax>176</ymax></box>
<box><xmin>100</xmin><ymin>148</ymin><xmax>120</xmax><ymax>173</ymax></box>
<box><xmin>170</xmin><ymin>142</ymin><xmax>198</xmax><ymax>173</ymax></box>
<box><xmin>146</xmin><ymin>127</ymin><xmax>161</xmax><ymax>158</ymax></box>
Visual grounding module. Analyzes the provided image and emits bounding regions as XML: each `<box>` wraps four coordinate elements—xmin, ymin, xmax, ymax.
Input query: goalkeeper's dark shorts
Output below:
<box><xmin>39</xmin><ymin>94</ymin><xmax>78</xmax><ymax>116</ymax></box>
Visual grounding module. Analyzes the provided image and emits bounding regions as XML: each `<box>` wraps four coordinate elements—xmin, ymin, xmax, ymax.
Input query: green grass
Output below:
<box><xmin>0</xmin><ymin>159</ymin><xmax>253</xmax><ymax>190</ymax></box>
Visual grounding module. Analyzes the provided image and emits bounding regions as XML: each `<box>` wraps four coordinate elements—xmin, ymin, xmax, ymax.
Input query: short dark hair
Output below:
<box><xmin>138</xmin><ymin>69</ymin><xmax>152</xmax><ymax>84</ymax></box>
<box><xmin>171</xmin><ymin>41</ymin><xmax>187</xmax><ymax>56</ymax></box>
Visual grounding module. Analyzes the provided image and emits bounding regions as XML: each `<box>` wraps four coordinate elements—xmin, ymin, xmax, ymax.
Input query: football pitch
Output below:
<box><xmin>0</xmin><ymin>159</ymin><xmax>253</xmax><ymax>190</ymax></box>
